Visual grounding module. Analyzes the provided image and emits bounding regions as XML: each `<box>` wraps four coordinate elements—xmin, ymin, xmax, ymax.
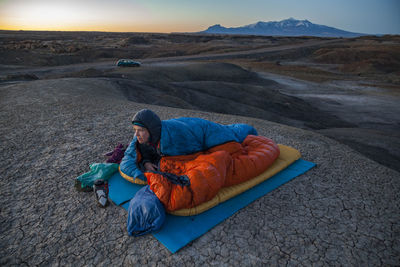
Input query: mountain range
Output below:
<box><xmin>200</xmin><ymin>18</ymin><xmax>365</xmax><ymax>37</ymax></box>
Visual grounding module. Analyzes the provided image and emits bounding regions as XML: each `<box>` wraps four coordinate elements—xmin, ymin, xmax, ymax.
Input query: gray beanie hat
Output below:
<box><xmin>132</xmin><ymin>109</ymin><xmax>162</xmax><ymax>144</ymax></box>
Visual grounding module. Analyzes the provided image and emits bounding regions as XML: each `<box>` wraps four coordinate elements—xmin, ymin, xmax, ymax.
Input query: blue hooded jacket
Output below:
<box><xmin>120</xmin><ymin>110</ymin><xmax>257</xmax><ymax>182</ymax></box>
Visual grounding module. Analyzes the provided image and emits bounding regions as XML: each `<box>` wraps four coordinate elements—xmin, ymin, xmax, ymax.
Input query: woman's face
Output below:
<box><xmin>133</xmin><ymin>125</ymin><xmax>150</xmax><ymax>144</ymax></box>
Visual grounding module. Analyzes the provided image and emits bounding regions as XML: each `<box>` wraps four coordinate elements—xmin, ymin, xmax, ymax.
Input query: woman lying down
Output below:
<box><xmin>120</xmin><ymin>109</ymin><xmax>280</xmax><ymax>235</ymax></box>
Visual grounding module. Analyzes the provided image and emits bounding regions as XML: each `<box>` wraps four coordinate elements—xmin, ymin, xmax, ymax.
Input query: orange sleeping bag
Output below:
<box><xmin>144</xmin><ymin>135</ymin><xmax>280</xmax><ymax>212</ymax></box>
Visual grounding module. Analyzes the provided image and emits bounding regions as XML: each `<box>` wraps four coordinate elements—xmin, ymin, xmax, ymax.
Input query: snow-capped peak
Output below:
<box><xmin>202</xmin><ymin>18</ymin><xmax>364</xmax><ymax>37</ymax></box>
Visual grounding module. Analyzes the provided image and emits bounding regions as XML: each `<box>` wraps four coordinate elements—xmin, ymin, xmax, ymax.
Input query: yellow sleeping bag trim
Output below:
<box><xmin>119</xmin><ymin>166</ymin><xmax>147</xmax><ymax>185</ymax></box>
<box><xmin>169</xmin><ymin>144</ymin><xmax>301</xmax><ymax>216</ymax></box>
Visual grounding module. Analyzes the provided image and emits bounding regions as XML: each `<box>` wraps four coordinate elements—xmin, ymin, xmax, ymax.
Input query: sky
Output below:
<box><xmin>0</xmin><ymin>0</ymin><xmax>399</xmax><ymax>34</ymax></box>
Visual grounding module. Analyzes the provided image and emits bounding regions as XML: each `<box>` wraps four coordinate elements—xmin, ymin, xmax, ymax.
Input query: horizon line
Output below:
<box><xmin>0</xmin><ymin>28</ymin><xmax>394</xmax><ymax>37</ymax></box>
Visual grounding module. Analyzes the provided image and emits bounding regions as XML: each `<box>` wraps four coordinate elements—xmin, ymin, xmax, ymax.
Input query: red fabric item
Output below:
<box><xmin>145</xmin><ymin>135</ymin><xmax>280</xmax><ymax>212</ymax></box>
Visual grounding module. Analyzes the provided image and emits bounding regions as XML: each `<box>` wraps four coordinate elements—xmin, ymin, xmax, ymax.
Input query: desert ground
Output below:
<box><xmin>0</xmin><ymin>30</ymin><xmax>399</xmax><ymax>265</ymax></box>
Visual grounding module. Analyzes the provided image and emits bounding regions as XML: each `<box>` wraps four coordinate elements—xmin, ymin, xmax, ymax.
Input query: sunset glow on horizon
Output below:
<box><xmin>0</xmin><ymin>0</ymin><xmax>399</xmax><ymax>34</ymax></box>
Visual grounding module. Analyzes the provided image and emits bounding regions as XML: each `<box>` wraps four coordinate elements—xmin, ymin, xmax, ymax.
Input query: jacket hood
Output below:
<box><xmin>132</xmin><ymin>109</ymin><xmax>161</xmax><ymax>144</ymax></box>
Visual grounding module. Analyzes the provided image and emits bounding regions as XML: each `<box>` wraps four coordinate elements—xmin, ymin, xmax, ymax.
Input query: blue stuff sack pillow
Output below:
<box><xmin>127</xmin><ymin>185</ymin><xmax>166</xmax><ymax>236</ymax></box>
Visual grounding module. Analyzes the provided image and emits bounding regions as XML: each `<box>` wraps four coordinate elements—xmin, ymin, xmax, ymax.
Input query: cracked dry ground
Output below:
<box><xmin>0</xmin><ymin>79</ymin><xmax>399</xmax><ymax>266</ymax></box>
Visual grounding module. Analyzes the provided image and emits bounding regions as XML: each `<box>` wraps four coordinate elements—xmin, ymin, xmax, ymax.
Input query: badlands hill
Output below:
<box><xmin>1</xmin><ymin>30</ymin><xmax>399</xmax><ymax>171</ymax></box>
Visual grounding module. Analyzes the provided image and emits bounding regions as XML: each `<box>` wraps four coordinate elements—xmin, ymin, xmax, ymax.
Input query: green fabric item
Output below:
<box><xmin>76</xmin><ymin>163</ymin><xmax>119</xmax><ymax>188</ymax></box>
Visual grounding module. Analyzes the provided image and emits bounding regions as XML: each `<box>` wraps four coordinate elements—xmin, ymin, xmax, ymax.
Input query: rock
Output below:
<box><xmin>4</xmin><ymin>73</ymin><xmax>39</xmax><ymax>81</ymax></box>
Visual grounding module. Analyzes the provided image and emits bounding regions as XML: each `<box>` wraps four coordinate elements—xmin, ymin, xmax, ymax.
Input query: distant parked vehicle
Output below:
<box><xmin>116</xmin><ymin>59</ymin><xmax>141</xmax><ymax>67</ymax></box>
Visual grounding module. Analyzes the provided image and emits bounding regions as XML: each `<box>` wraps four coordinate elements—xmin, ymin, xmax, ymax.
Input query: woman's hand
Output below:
<box><xmin>144</xmin><ymin>162</ymin><xmax>158</xmax><ymax>171</ymax></box>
